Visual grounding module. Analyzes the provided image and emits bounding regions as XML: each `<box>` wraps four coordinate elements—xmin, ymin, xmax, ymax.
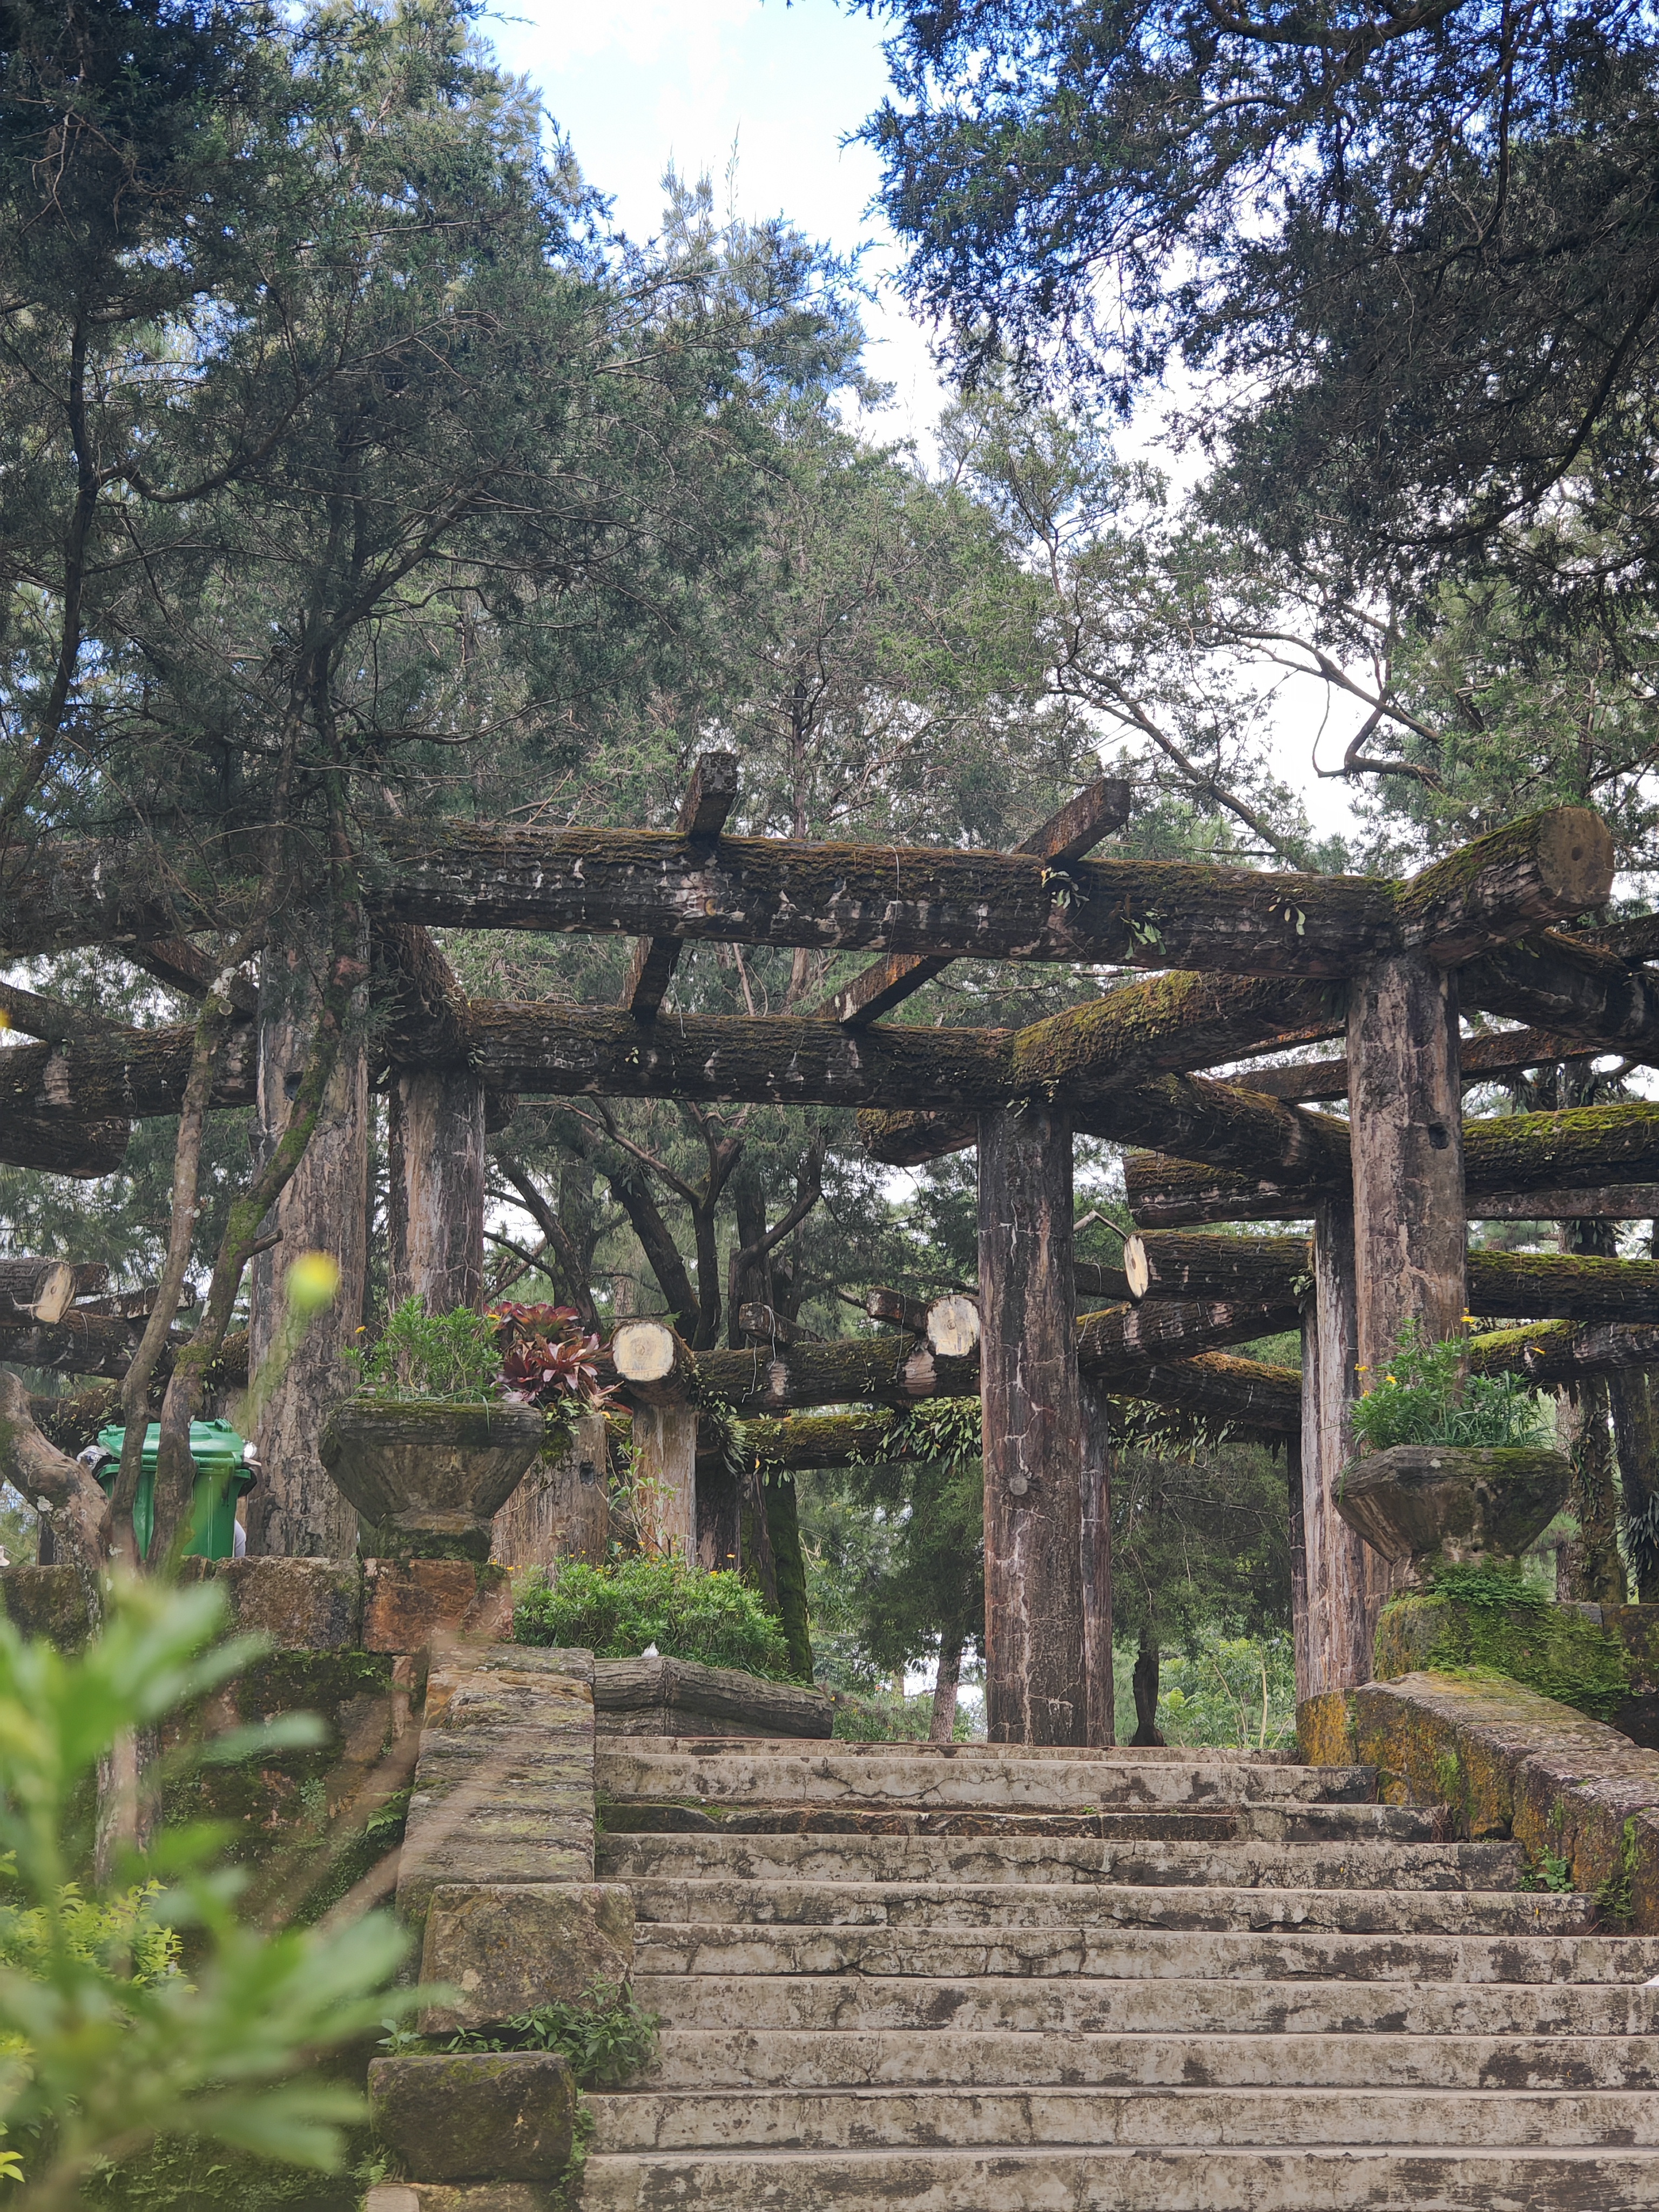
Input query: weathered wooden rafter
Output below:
<box><xmin>623</xmin><ymin>752</ymin><xmax>739</xmax><ymax>1022</ymax></box>
<box><xmin>812</xmin><ymin>775</ymin><xmax>1131</xmax><ymax>1026</ymax></box>
<box><xmin>0</xmin><ymin>1116</ymin><xmax>130</xmax><ymax>1178</ymax></box>
<box><xmin>1237</xmin><ymin>1024</ymin><xmax>1616</xmax><ymax>1105</ymax></box>
<box><xmin>1125</xmin><ymin>1230</ymin><xmax>1659</xmax><ymax>1325</ymax></box>
<box><xmin>1467</xmin><ymin>1320</ymin><xmax>1659</xmax><ymax>1386</ymax></box>
<box><xmin>1122</xmin><ymin>1103</ymin><xmax>1659</xmax><ymax>1228</ymax></box>
<box><xmin>1464</xmin><ymin>931</ymin><xmax>1659</xmax><ymax>1055</ymax></box>
<box><xmin>126</xmin><ymin>936</ymin><xmax>259</xmax><ymax>1014</ymax></box>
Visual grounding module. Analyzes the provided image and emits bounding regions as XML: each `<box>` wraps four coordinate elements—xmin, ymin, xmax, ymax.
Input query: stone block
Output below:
<box><xmin>210</xmin><ymin>1556</ymin><xmax>361</xmax><ymax>1649</ymax></box>
<box><xmin>369</xmin><ymin>2052</ymin><xmax>574</xmax><ymax>2182</ymax></box>
<box><xmin>1354</xmin><ymin>1669</ymin><xmax>1659</xmax><ymax>1928</ymax></box>
<box><xmin>0</xmin><ymin>1564</ymin><xmax>91</xmax><ymax>1649</ymax></box>
<box><xmin>419</xmin><ymin>1881</ymin><xmax>635</xmax><ymax>2032</ymax></box>
<box><xmin>367</xmin><ymin>2186</ymin><xmax>558</xmax><ymax>2212</ymax></box>
<box><xmin>396</xmin><ymin>1650</ymin><xmax>596</xmax><ymax>1923</ymax></box>
<box><xmin>364</xmin><ymin>1560</ymin><xmax>512</xmax><ymax>1654</ymax></box>
<box><xmin>1373</xmin><ymin>1590</ymin><xmax>1635</xmax><ymax>1727</ymax></box>
<box><xmin>1295</xmin><ymin>1689</ymin><xmax>1357</xmax><ymax>1768</ymax></box>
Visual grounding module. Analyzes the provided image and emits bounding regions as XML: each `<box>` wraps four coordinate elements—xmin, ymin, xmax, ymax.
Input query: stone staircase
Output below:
<box><xmin>579</xmin><ymin>1735</ymin><xmax>1659</xmax><ymax>2209</ymax></box>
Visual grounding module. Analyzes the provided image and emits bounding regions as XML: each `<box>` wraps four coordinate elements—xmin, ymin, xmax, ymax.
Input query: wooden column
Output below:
<box><xmin>1079</xmin><ymin>1375</ymin><xmax>1116</xmax><ymax>1746</ymax></box>
<box><xmin>387</xmin><ymin>1067</ymin><xmax>485</xmax><ymax>1315</ymax></box>
<box><xmin>612</xmin><ymin>1319</ymin><xmax>697</xmax><ymax>1558</ymax></box>
<box><xmin>1299</xmin><ymin>1200</ymin><xmax>1370</xmax><ymax>1696</ymax></box>
<box><xmin>1346</xmin><ymin>953</ymin><xmax>1468</xmax><ymax>1666</ymax></box>
<box><xmin>977</xmin><ymin>1104</ymin><xmax>1087</xmax><ymax>1746</ymax></box>
<box><xmin>491</xmin><ymin>1407</ymin><xmax>608</xmax><ymax>1570</ymax></box>
<box><xmin>246</xmin><ymin>902</ymin><xmax>368</xmax><ymax>1562</ymax></box>
<box><xmin>1287</xmin><ymin>1429</ymin><xmax>1310</xmax><ymax>1708</ymax></box>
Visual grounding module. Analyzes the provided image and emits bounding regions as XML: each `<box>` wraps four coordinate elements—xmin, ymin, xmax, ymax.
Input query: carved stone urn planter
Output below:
<box><xmin>1335</xmin><ymin>1442</ymin><xmax>1570</xmax><ymax>1586</ymax></box>
<box><xmin>319</xmin><ymin>1400</ymin><xmax>544</xmax><ymax>1560</ymax></box>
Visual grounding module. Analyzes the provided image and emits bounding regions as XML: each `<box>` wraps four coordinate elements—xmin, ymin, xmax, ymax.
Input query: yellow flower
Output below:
<box><xmin>287</xmin><ymin>1250</ymin><xmax>341</xmax><ymax>1315</ymax></box>
<box><xmin>1386</xmin><ymin>1373</ymin><xmax>1397</xmax><ymax>1383</ymax></box>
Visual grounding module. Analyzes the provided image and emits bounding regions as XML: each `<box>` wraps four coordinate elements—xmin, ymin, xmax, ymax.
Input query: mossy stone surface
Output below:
<box><xmin>1375</xmin><ymin>1589</ymin><xmax>1635</xmax><ymax>1722</ymax></box>
<box><xmin>369</xmin><ymin>2052</ymin><xmax>574</xmax><ymax>2181</ymax></box>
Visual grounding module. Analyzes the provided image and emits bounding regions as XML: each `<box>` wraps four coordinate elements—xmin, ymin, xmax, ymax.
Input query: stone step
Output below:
<box><xmin>639</xmin><ymin>2026</ymin><xmax>1659</xmax><ymax>2092</ymax></box>
<box><xmin>594</xmin><ymin>1748</ymin><xmax>1373</xmax><ymax>1812</ymax></box>
<box><xmin>633</xmin><ymin>1920</ymin><xmax>1659</xmax><ymax>1986</ymax></box>
<box><xmin>602</xmin><ymin>1832</ymin><xmax>1509</xmax><ymax>1891</ymax></box>
<box><xmin>575</xmin><ymin>2142</ymin><xmax>1659</xmax><ymax>2209</ymax></box>
<box><xmin>588</xmin><ymin>2084</ymin><xmax>1659</xmax><ymax>2153</ymax></box>
<box><xmin>633</xmin><ymin>1971</ymin><xmax>1659</xmax><ymax>2039</ymax></box>
<box><xmin>624</xmin><ymin>1876</ymin><xmax>1596</xmax><ymax>1936</ymax></box>
<box><xmin>599</xmin><ymin>1799</ymin><xmax>1441</xmax><ymax>1846</ymax></box>
<box><xmin>618</xmin><ymin>1737</ymin><xmax>1303</xmax><ymax>1765</ymax></box>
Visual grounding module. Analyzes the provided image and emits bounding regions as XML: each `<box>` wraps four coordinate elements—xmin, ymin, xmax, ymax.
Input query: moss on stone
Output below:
<box><xmin>1375</xmin><ymin>1590</ymin><xmax>1635</xmax><ymax>1722</ymax></box>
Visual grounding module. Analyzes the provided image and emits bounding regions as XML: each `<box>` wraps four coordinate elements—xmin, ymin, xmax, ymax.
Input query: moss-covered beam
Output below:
<box><xmin>1125</xmin><ymin>1102</ymin><xmax>1659</xmax><ymax>1228</ymax></box>
<box><xmin>1128</xmin><ymin>1230</ymin><xmax>1659</xmax><ymax>1324</ymax></box>
<box><xmin>1463</xmin><ymin>930</ymin><xmax>1659</xmax><ymax>1056</ymax></box>
<box><xmin>1467</xmin><ymin>1319</ymin><xmax>1659</xmax><ymax>1386</ymax></box>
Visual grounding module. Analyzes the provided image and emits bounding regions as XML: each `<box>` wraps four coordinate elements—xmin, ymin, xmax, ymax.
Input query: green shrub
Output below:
<box><xmin>514</xmin><ymin>1558</ymin><xmax>791</xmax><ymax>1678</ymax></box>
<box><xmin>345</xmin><ymin>1298</ymin><xmax>502</xmax><ymax>1401</ymax></box>
<box><xmin>0</xmin><ymin>1874</ymin><xmax>181</xmax><ymax>1992</ymax></box>
<box><xmin>417</xmin><ymin>1977</ymin><xmax>659</xmax><ymax>2089</ymax></box>
<box><xmin>1348</xmin><ymin>1320</ymin><xmax>1552</xmax><ymax>1454</ymax></box>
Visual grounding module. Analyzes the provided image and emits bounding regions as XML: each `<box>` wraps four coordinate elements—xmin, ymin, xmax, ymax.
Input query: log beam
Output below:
<box><xmin>623</xmin><ymin>752</ymin><xmax>740</xmax><ymax>1022</ymax></box>
<box><xmin>1126</xmin><ymin>1231</ymin><xmax>1659</xmax><ymax>1325</ymax></box>
<box><xmin>1462</xmin><ymin>932</ymin><xmax>1659</xmax><ymax>1055</ymax></box>
<box><xmin>0</xmin><ymin>980</ymin><xmax>121</xmax><ymax>1045</ymax></box>
<box><xmin>813</xmin><ymin>775</ymin><xmax>1131</xmax><ymax>1026</ymax></box>
<box><xmin>0</xmin><ymin>1116</ymin><xmax>130</xmax><ymax>1177</ymax></box>
<box><xmin>126</xmin><ymin>937</ymin><xmax>259</xmax><ymax>1014</ymax></box>
<box><xmin>367</xmin><ymin>805</ymin><xmax>1607</xmax><ymax>979</ymax></box>
<box><xmin>978</xmin><ymin>1104</ymin><xmax>1086</xmax><ymax>1745</ymax></box>
<box><xmin>1124</xmin><ymin>1103</ymin><xmax>1659</xmax><ymax>1228</ymax></box>
<box><xmin>1237</xmin><ymin>1026</ymin><xmax>1613</xmax><ymax>1105</ymax></box>
<box><xmin>0</xmin><ymin>1022</ymin><xmax>257</xmax><ymax>1118</ymax></box>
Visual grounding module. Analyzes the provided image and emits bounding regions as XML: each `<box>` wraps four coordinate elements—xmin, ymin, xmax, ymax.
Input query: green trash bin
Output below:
<box><xmin>92</xmin><ymin>1418</ymin><xmax>256</xmax><ymax>1562</ymax></box>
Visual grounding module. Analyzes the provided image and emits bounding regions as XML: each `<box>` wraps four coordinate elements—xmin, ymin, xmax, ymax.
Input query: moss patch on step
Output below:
<box><xmin>1375</xmin><ymin>1570</ymin><xmax>1634</xmax><ymax>1723</ymax></box>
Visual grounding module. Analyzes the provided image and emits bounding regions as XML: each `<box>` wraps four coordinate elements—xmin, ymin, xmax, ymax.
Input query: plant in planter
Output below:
<box><xmin>1336</xmin><ymin>1320</ymin><xmax>1568</xmax><ymax>1584</ymax></box>
<box><xmin>320</xmin><ymin>1300</ymin><xmax>609</xmax><ymax>1561</ymax></box>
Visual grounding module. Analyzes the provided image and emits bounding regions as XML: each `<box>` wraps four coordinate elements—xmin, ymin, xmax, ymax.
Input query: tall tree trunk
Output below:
<box><xmin>388</xmin><ymin>1067</ymin><xmax>485</xmax><ymax>1316</ymax></box>
<box><xmin>1079</xmin><ymin>1374</ymin><xmax>1116</xmax><ymax>1745</ymax></box>
<box><xmin>929</xmin><ymin>1629</ymin><xmax>963</xmax><ymax>1742</ymax></box>
<box><xmin>1130</xmin><ymin>1627</ymin><xmax>1164</xmax><ymax>1747</ymax></box>
<box><xmin>1299</xmin><ymin>1201</ymin><xmax>1369</xmax><ymax>1696</ymax></box>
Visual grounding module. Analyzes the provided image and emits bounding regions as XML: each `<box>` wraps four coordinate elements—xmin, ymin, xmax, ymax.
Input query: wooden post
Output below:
<box><xmin>1079</xmin><ymin>1374</ymin><xmax>1116</xmax><ymax>1746</ymax></box>
<box><xmin>246</xmin><ymin>907</ymin><xmax>368</xmax><ymax>1562</ymax></box>
<box><xmin>1299</xmin><ymin>1201</ymin><xmax>1370</xmax><ymax>1697</ymax></box>
<box><xmin>491</xmin><ymin>1407</ymin><xmax>608</xmax><ymax>1570</ymax></box>
<box><xmin>1287</xmin><ymin>1429</ymin><xmax>1310</xmax><ymax>1708</ymax></box>
<box><xmin>387</xmin><ymin>1067</ymin><xmax>485</xmax><ymax>1315</ymax></box>
<box><xmin>1346</xmin><ymin>953</ymin><xmax>1468</xmax><ymax>1668</ymax></box>
<box><xmin>977</xmin><ymin>1104</ymin><xmax>1087</xmax><ymax>1746</ymax></box>
<box><xmin>612</xmin><ymin>1319</ymin><xmax>697</xmax><ymax>1557</ymax></box>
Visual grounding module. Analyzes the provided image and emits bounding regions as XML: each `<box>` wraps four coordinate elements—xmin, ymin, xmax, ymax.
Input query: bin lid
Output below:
<box><xmin>95</xmin><ymin>1418</ymin><xmax>254</xmax><ymax>1486</ymax></box>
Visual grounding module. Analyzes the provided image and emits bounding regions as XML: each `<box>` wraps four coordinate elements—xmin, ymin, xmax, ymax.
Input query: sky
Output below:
<box><xmin>482</xmin><ymin>0</ymin><xmax>1373</xmax><ymax>845</ymax></box>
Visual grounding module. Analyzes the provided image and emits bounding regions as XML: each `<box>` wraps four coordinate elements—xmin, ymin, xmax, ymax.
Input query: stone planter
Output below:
<box><xmin>1335</xmin><ymin>1441</ymin><xmax>1570</xmax><ymax>1584</ymax></box>
<box><xmin>319</xmin><ymin>1399</ymin><xmax>544</xmax><ymax>1560</ymax></box>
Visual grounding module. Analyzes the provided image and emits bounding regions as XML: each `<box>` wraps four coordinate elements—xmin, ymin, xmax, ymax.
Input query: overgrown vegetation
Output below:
<box><xmin>514</xmin><ymin>1558</ymin><xmax>792</xmax><ymax>1680</ymax></box>
<box><xmin>1350</xmin><ymin>1323</ymin><xmax>1554</xmax><ymax>1455</ymax></box>
<box><xmin>393</xmin><ymin>1978</ymin><xmax>660</xmax><ymax>2090</ymax></box>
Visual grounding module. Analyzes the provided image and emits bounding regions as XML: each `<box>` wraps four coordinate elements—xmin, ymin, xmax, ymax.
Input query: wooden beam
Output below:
<box><xmin>1462</xmin><ymin>932</ymin><xmax>1659</xmax><ymax>1055</ymax></box>
<box><xmin>1469</xmin><ymin>1320</ymin><xmax>1659</xmax><ymax>1386</ymax></box>
<box><xmin>0</xmin><ymin>1115</ymin><xmax>130</xmax><ymax>1178</ymax></box>
<box><xmin>1470</xmin><ymin>1186</ymin><xmax>1659</xmax><ymax>1220</ymax></box>
<box><xmin>0</xmin><ymin>1319</ymin><xmax>246</xmax><ymax>1388</ymax></box>
<box><xmin>1127</xmin><ymin>1230</ymin><xmax>1659</xmax><ymax>1325</ymax></box>
<box><xmin>978</xmin><ymin>1104</ymin><xmax>1086</xmax><ymax>1745</ymax></box>
<box><xmin>1124</xmin><ymin>1103</ymin><xmax>1659</xmax><ymax>1227</ymax></box>
<box><xmin>0</xmin><ymin>980</ymin><xmax>120</xmax><ymax>1045</ymax></box>
<box><xmin>1346</xmin><ymin>952</ymin><xmax>1467</xmax><ymax>1671</ymax></box>
<box><xmin>1237</xmin><ymin>1025</ymin><xmax>1611</xmax><ymax>1104</ymax></box>
<box><xmin>813</xmin><ymin>775</ymin><xmax>1131</xmax><ymax>1026</ymax></box>
<box><xmin>367</xmin><ymin>805</ymin><xmax>1607</xmax><ymax>979</ymax></box>
<box><xmin>126</xmin><ymin>937</ymin><xmax>259</xmax><ymax>1014</ymax></box>
<box><xmin>0</xmin><ymin>1022</ymin><xmax>256</xmax><ymax>1118</ymax></box>
<box><xmin>623</xmin><ymin>752</ymin><xmax>740</xmax><ymax>1022</ymax></box>
<box><xmin>0</xmin><ymin>1259</ymin><xmax>107</xmax><ymax>1324</ymax></box>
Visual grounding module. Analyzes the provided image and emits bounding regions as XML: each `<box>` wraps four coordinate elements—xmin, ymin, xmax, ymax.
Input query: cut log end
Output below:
<box><xmin>925</xmin><ymin>1294</ymin><xmax>980</xmax><ymax>1360</ymax></box>
<box><xmin>611</xmin><ymin>1318</ymin><xmax>692</xmax><ymax>1401</ymax></box>
<box><xmin>1123</xmin><ymin>1237</ymin><xmax>1151</xmax><ymax>1301</ymax></box>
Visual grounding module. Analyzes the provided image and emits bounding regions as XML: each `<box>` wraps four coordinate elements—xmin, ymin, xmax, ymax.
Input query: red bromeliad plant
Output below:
<box><xmin>488</xmin><ymin>1304</ymin><xmax>616</xmax><ymax>1426</ymax></box>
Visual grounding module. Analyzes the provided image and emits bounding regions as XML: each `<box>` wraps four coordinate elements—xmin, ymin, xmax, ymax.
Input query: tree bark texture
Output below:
<box><xmin>696</xmin><ymin>1447</ymin><xmax>743</xmax><ymax>1574</ymax></box>
<box><xmin>387</xmin><ymin>1067</ymin><xmax>485</xmax><ymax>1314</ymax></box>
<box><xmin>490</xmin><ymin>1408</ymin><xmax>608</xmax><ymax>1570</ymax></box>
<box><xmin>1464</xmin><ymin>932</ymin><xmax>1659</xmax><ymax>1057</ymax></box>
<box><xmin>1080</xmin><ymin>1375</ymin><xmax>1116</xmax><ymax>1748</ymax></box>
<box><xmin>1346</xmin><ymin>954</ymin><xmax>1468</xmax><ymax>1658</ymax></box>
<box><xmin>1130</xmin><ymin>1630</ymin><xmax>1164</xmax><ymax>1747</ymax></box>
<box><xmin>1287</xmin><ymin>1431</ymin><xmax>1311</xmax><ymax>1708</ymax></box>
<box><xmin>929</xmin><ymin>1631</ymin><xmax>964</xmax><ymax>1743</ymax></box>
<box><xmin>244</xmin><ymin>907</ymin><xmax>367</xmax><ymax>1562</ymax></box>
<box><xmin>1299</xmin><ymin>1203</ymin><xmax>1373</xmax><ymax>1698</ymax></box>
<box><xmin>977</xmin><ymin>1104</ymin><xmax>1086</xmax><ymax>1748</ymax></box>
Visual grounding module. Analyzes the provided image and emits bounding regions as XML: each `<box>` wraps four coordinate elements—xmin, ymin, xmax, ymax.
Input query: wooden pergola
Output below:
<box><xmin>6</xmin><ymin>771</ymin><xmax>1659</xmax><ymax>1742</ymax></box>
